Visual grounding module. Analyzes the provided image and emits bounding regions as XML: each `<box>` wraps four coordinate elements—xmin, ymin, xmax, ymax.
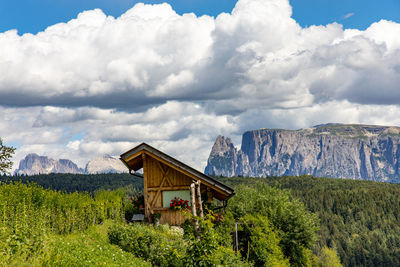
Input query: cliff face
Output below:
<box><xmin>15</xmin><ymin>154</ymin><xmax>84</xmax><ymax>175</ymax></box>
<box><xmin>205</xmin><ymin>124</ymin><xmax>400</xmax><ymax>182</ymax></box>
<box><xmin>15</xmin><ymin>154</ymin><xmax>128</xmax><ymax>175</ymax></box>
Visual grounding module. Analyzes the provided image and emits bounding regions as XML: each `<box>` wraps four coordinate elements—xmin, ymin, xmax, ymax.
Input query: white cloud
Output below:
<box><xmin>1</xmin><ymin>0</ymin><xmax>400</xmax><ymax>172</ymax></box>
<box><xmin>0</xmin><ymin>0</ymin><xmax>399</xmax><ymax>110</ymax></box>
<box><xmin>343</xmin><ymin>13</ymin><xmax>354</xmax><ymax>20</ymax></box>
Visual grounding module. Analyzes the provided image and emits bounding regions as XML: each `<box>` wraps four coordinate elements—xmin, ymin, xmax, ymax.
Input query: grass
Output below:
<box><xmin>0</xmin><ymin>221</ymin><xmax>150</xmax><ymax>267</ymax></box>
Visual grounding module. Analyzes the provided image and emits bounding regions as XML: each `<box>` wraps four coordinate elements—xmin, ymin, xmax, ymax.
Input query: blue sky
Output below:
<box><xmin>1</xmin><ymin>0</ymin><xmax>399</xmax><ymax>34</ymax></box>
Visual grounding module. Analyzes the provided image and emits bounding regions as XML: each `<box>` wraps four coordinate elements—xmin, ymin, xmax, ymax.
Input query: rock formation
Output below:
<box><xmin>84</xmin><ymin>154</ymin><xmax>128</xmax><ymax>174</ymax></box>
<box><xmin>15</xmin><ymin>153</ymin><xmax>84</xmax><ymax>175</ymax></box>
<box><xmin>15</xmin><ymin>154</ymin><xmax>128</xmax><ymax>175</ymax></box>
<box><xmin>205</xmin><ymin>124</ymin><xmax>400</xmax><ymax>182</ymax></box>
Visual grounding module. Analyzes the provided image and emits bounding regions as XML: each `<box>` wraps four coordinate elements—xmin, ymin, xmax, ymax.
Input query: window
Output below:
<box><xmin>162</xmin><ymin>190</ymin><xmax>191</xmax><ymax>208</ymax></box>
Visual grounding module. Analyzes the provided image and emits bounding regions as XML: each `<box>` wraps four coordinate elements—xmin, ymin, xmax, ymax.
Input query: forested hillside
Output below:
<box><xmin>1</xmin><ymin>181</ymin><xmax>320</xmax><ymax>266</ymax></box>
<box><xmin>0</xmin><ymin>177</ymin><xmax>331</xmax><ymax>266</ymax></box>
<box><xmin>0</xmin><ymin>173</ymin><xmax>142</xmax><ymax>193</ymax></box>
<box><xmin>3</xmin><ymin>173</ymin><xmax>397</xmax><ymax>266</ymax></box>
<box><xmin>217</xmin><ymin>175</ymin><xmax>400</xmax><ymax>266</ymax></box>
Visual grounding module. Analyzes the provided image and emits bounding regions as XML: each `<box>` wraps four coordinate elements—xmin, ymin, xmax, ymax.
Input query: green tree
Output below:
<box><xmin>319</xmin><ymin>247</ymin><xmax>342</xmax><ymax>267</ymax></box>
<box><xmin>228</xmin><ymin>184</ymin><xmax>319</xmax><ymax>266</ymax></box>
<box><xmin>240</xmin><ymin>214</ymin><xmax>289</xmax><ymax>266</ymax></box>
<box><xmin>0</xmin><ymin>138</ymin><xmax>15</xmax><ymax>174</ymax></box>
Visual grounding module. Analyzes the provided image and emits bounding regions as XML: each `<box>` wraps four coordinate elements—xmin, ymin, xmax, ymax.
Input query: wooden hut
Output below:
<box><xmin>120</xmin><ymin>143</ymin><xmax>234</xmax><ymax>225</ymax></box>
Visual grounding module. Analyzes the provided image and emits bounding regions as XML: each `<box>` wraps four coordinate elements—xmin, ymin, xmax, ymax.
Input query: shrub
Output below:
<box><xmin>240</xmin><ymin>214</ymin><xmax>289</xmax><ymax>266</ymax></box>
<box><xmin>183</xmin><ymin>213</ymin><xmax>247</xmax><ymax>267</ymax></box>
<box><xmin>108</xmin><ymin>223</ymin><xmax>186</xmax><ymax>267</ymax></box>
<box><xmin>228</xmin><ymin>184</ymin><xmax>319</xmax><ymax>266</ymax></box>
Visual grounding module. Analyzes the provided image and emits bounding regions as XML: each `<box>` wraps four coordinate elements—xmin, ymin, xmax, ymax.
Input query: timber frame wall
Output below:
<box><xmin>120</xmin><ymin>143</ymin><xmax>235</xmax><ymax>226</ymax></box>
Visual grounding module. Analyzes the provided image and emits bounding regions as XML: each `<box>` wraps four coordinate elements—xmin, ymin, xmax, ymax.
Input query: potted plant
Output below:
<box><xmin>131</xmin><ymin>193</ymin><xmax>145</xmax><ymax>210</ymax></box>
<box><xmin>169</xmin><ymin>197</ymin><xmax>189</xmax><ymax>210</ymax></box>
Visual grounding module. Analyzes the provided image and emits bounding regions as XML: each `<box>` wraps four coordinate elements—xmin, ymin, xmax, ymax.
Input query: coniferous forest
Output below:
<box><xmin>217</xmin><ymin>175</ymin><xmax>400</xmax><ymax>266</ymax></box>
<box><xmin>1</xmin><ymin>173</ymin><xmax>400</xmax><ymax>266</ymax></box>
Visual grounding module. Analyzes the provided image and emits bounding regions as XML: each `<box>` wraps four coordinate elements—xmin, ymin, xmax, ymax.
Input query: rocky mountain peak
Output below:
<box><xmin>205</xmin><ymin>124</ymin><xmax>400</xmax><ymax>182</ymax></box>
<box><xmin>15</xmin><ymin>153</ymin><xmax>83</xmax><ymax>175</ymax></box>
<box><xmin>210</xmin><ymin>135</ymin><xmax>236</xmax><ymax>155</ymax></box>
<box><xmin>204</xmin><ymin>135</ymin><xmax>239</xmax><ymax>177</ymax></box>
<box><xmin>84</xmin><ymin>155</ymin><xmax>127</xmax><ymax>174</ymax></box>
<box><xmin>15</xmin><ymin>153</ymin><xmax>128</xmax><ymax>176</ymax></box>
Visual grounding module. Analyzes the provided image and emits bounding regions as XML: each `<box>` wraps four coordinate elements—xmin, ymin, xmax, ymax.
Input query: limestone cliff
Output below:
<box><xmin>205</xmin><ymin>124</ymin><xmax>400</xmax><ymax>182</ymax></box>
<box><xmin>15</xmin><ymin>154</ymin><xmax>84</xmax><ymax>175</ymax></box>
<box><xmin>15</xmin><ymin>154</ymin><xmax>127</xmax><ymax>175</ymax></box>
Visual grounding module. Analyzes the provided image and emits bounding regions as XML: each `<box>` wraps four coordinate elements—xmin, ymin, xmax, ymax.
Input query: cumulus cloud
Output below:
<box><xmin>1</xmin><ymin>0</ymin><xmax>400</xmax><ymax>171</ymax></box>
<box><xmin>0</xmin><ymin>0</ymin><xmax>398</xmax><ymax>110</ymax></box>
<box><xmin>1</xmin><ymin>102</ymin><xmax>237</xmax><ymax>171</ymax></box>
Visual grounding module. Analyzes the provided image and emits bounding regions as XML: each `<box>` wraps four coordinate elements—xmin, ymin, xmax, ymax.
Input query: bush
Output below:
<box><xmin>108</xmin><ymin>223</ymin><xmax>186</xmax><ymax>267</ymax></box>
<box><xmin>240</xmin><ymin>214</ymin><xmax>289</xmax><ymax>266</ymax></box>
<box><xmin>109</xmin><ymin>213</ymin><xmax>246</xmax><ymax>267</ymax></box>
<box><xmin>123</xmin><ymin>201</ymin><xmax>138</xmax><ymax>221</ymax></box>
<box><xmin>183</xmin><ymin>213</ymin><xmax>247</xmax><ymax>267</ymax></box>
<box><xmin>228</xmin><ymin>184</ymin><xmax>319</xmax><ymax>266</ymax></box>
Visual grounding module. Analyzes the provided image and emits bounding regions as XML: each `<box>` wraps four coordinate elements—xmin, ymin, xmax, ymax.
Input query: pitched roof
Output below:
<box><xmin>120</xmin><ymin>143</ymin><xmax>234</xmax><ymax>200</ymax></box>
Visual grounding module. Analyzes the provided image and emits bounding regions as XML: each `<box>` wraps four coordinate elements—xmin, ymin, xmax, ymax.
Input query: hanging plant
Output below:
<box><xmin>169</xmin><ymin>197</ymin><xmax>189</xmax><ymax>210</ymax></box>
<box><xmin>131</xmin><ymin>193</ymin><xmax>144</xmax><ymax>209</ymax></box>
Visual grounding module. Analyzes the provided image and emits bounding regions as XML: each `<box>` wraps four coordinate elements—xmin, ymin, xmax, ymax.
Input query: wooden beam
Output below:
<box><xmin>149</xmin><ymin>167</ymin><xmax>170</xmax><ymax>208</ymax></box>
<box><xmin>148</xmin><ymin>186</ymin><xmax>190</xmax><ymax>191</ymax></box>
<box><xmin>143</xmin><ymin>151</ymin><xmax>231</xmax><ymax>200</ymax></box>
<box><xmin>124</xmin><ymin>150</ymin><xmax>145</xmax><ymax>163</ymax></box>
<box><xmin>207</xmin><ymin>188</ymin><xmax>213</xmax><ymax>203</ymax></box>
<box><xmin>142</xmin><ymin>153</ymin><xmax>150</xmax><ymax>219</ymax></box>
<box><xmin>146</xmin><ymin>151</ymin><xmax>202</xmax><ymax>182</ymax></box>
<box><xmin>156</xmin><ymin>161</ymin><xmax>173</xmax><ymax>187</ymax></box>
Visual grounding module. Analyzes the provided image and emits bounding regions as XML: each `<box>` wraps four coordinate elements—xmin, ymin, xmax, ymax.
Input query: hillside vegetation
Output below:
<box><xmin>6</xmin><ymin>173</ymin><xmax>397</xmax><ymax>265</ymax></box>
<box><xmin>0</xmin><ymin>177</ymin><xmax>332</xmax><ymax>266</ymax></box>
<box><xmin>0</xmin><ymin>182</ymin><xmax>148</xmax><ymax>266</ymax></box>
<box><xmin>0</xmin><ymin>173</ymin><xmax>143</xmax><ymax>194</ymax></box>
<box><xmin>217</xmin><ymin>175</ymin><xmax>400</xmax><ymax>266</ymax></box>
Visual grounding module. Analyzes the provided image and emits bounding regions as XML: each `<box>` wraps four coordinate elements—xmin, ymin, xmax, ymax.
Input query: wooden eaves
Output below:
<box><xmin>119</xmin><ymin>143</ymin><xmax>235</xmax><ymax>201</ymax></box>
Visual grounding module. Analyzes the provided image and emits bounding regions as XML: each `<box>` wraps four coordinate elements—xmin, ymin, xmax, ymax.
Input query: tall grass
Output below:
<box><xmin>0</xmin><ymin>182</ymin><xmax>125</xmax><ymax>260</ymax></box>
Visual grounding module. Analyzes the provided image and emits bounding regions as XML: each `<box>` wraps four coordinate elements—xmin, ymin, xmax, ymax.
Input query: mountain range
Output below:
<box><xmin>205</xmin><ymin>124</ymin><xmax>400</xmax><ymax>182</ymax></box>
<box><xmin>14</xmin><ymin>154</ymin><xmax>128</xmax><ymax>175</ymax></box>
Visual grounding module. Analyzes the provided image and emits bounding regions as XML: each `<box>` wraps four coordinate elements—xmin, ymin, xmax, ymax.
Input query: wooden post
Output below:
<box><xmin>235</xmin><ymin>221</ymin><xmax>239</xmax><ymax>253</ymax></box>
<box><xmin>190</xmin><ymin>183</ymin><xmax>197</xmax><ymax>217</ymax></box>
<box><xmin>190</xmin><ymin>182</ymin><xmax>199</xmax><ymax>234</ymax></box>
<box><xmin>195</xmin><ymin>181</ymin><xmax>204</xmax><ymax>218</ymax></box>
<box><xmin>206</xmin><ymin>188</ymin><xmax>213</xmax><ymax>203</ymax></box>
<box><xmin>142</xmin><ymin>153</ymin><xmax>150</xmax><ymax>221</ymax></box>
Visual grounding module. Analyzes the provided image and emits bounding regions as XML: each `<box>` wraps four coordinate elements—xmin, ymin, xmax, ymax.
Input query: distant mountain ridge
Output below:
<box><xmin>15</xmin><ymin>154</ymin><xmax>84</xmax><ymax>176</ymax></box>
<box><xmin>15</xmin><ymin>154</ymin><xmax>127</xmax><ymax>175</ymax></box>
<box><xmin>84</xmin><ymin>155</ymin><xmax>127</xmax><ymax>174</ymax></box>
<box><xmin>205</xmin><ymin>124</ymin><xmax>400</xmax><ymax>182</ymax></box>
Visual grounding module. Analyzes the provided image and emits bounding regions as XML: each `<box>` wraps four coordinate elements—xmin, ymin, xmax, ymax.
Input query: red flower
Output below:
<box><xmin>169</xmin><ymin>197</ymin><xmax>189</xmax><ymax>210</ymax></box>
